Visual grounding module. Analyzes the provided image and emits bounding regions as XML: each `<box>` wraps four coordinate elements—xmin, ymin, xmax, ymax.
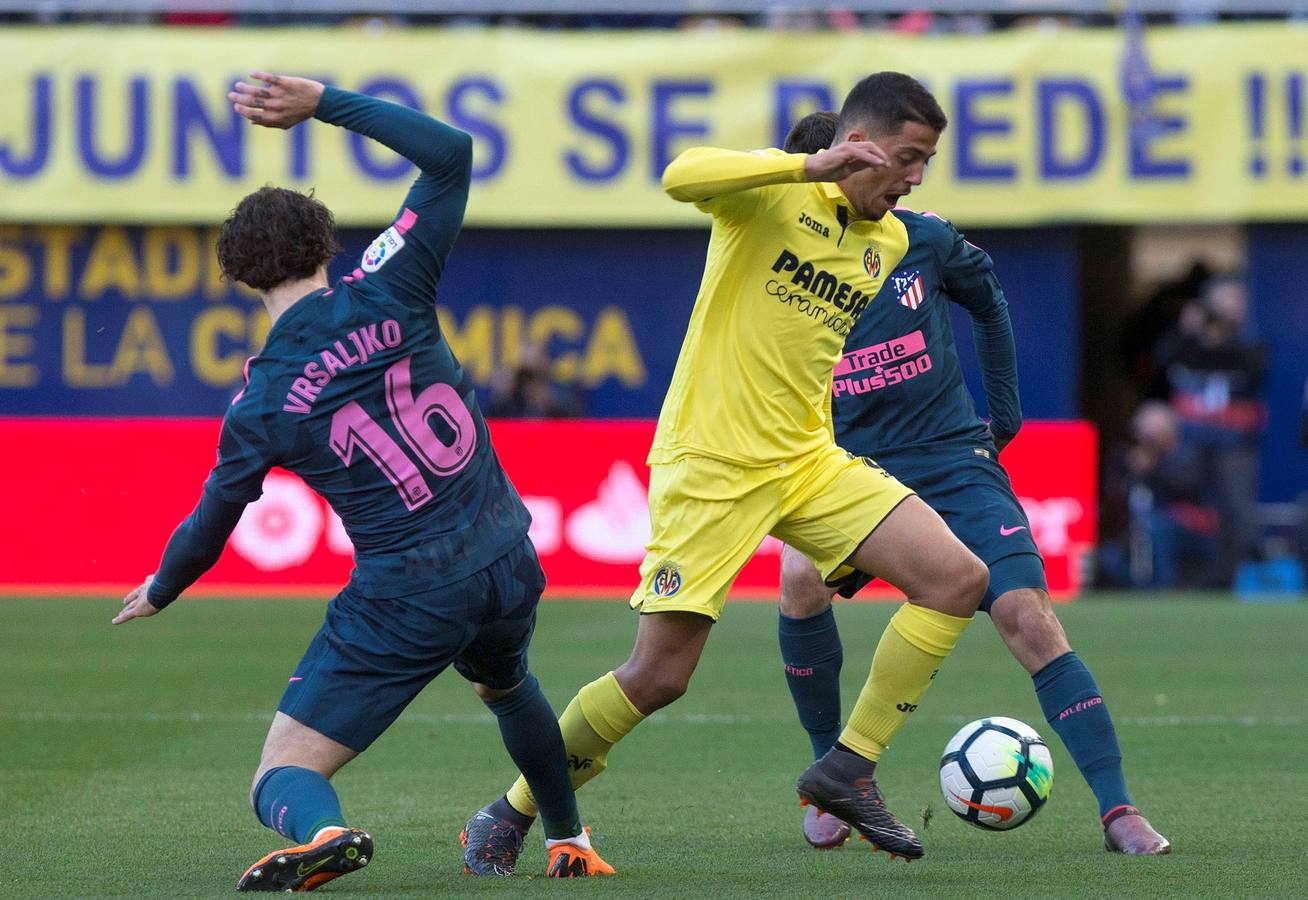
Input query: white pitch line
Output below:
<box><xmin>0</xmin><ymin>710</ymin><xmax>1302</xmax><ymax>727</ymax></box>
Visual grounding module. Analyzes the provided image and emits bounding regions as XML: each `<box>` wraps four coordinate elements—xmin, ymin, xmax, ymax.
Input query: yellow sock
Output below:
<box><xmin>505</xmin><ymin>671</ymin><xmax>645</xmax><ymax>818</ymax></box>
<box><xmin>840</xmin><ymin>603</ymin><xmax>973</xmax><ymax>761</ymax></box>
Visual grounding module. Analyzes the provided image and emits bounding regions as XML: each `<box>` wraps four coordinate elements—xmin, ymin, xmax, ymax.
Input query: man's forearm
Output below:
<box><xmin>663</xmin><ymin>147</ymin><xmax>808</xmax><ymax>202</ymax></box>
<box><xmin>314</xmin><ymin>86</ymin><xmax>471</xmax><ymax>175</ymax></box>
<box><xmin>971</xmin><ymin>302</ymin><xmax>1022</xmax><ymax>441</ymax></box>
<box><xmin>147</xmin><ymin>488</ymin><xmax>247</xmax><ymax>609</ymax></box>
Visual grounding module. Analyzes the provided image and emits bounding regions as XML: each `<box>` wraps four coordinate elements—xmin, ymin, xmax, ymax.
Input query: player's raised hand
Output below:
<box><xmin>803</xmin><ymin>141</ymin><xmax>890</xmax><ymax>182</ymax></box>
<box><xmin>228</xmin><ymin>72</ymin><xmax>325</xmax><ymax>130</ymax></box>
<box><xmin>112</xmin><ymin>575</ymin><xmax>161</xmax><ymax>625</ymax></box>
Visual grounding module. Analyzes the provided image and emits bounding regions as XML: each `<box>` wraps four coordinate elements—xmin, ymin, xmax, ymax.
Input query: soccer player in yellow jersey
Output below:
<box><xmin>461</xmin><ymin>73</ymin><xmax>987</xmax><ymax>872</ymax></box>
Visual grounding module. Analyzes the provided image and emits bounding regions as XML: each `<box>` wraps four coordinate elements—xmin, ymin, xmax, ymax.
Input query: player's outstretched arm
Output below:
<box><xmin>230</xmin><ymin>71</ymin><xmax>471</xmax><ymax>175</ymax></box>
<box><xmin>111</xmin><ymin>487</ymin><xmax>247</xmax><ymax>624</ymax></box>
<box><xmin>663</xmin><ymin>142</ymin><xmax>888</xmax><ymax>205</ymax></box>
<box><xmin>231</xmin><ymin>71</ymin><xmax>473</xmax><ymax>306</ymax></box>
<box><xmin>663</xmin><ymin>147</ymin><xmax>807</xmax><ymax>203</ymax></box>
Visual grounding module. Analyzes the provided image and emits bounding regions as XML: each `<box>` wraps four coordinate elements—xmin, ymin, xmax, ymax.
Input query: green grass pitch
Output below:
<box><xmin>2</xmin><ymin>595</ymin><xmax>1303</xmax><ymax>898</ymax></box>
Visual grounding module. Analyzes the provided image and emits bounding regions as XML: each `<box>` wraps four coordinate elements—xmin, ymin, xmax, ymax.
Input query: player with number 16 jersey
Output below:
<box><xmin>111</xmin><ymin>73</ymin><xmax>612</xmax><ymax>891</ymax></box>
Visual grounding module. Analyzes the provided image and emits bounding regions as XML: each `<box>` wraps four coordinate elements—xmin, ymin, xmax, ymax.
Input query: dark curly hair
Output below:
<box><xmin>784</xmin><ymin>110</ymin><xmax>839</xmax><ymax>155</ymax></box>
<box><xmin>216</xmin><ymin>186</ymin><xmax>341</xmax><ymax>291</ymax></box>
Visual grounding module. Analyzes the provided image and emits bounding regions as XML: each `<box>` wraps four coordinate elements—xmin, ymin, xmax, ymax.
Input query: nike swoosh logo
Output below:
<box><xmin>950</xmin><ymin>792</ymin><xmax>1014</xmax><ymax>821</ymax></box>
<box><xmin>296</xmin><ymin>856</ymin><xmax>334</xmax><ymax>878</ymax></box>
<box><xmin>853</xmin><ymin>822</ymin><xmax>914</xmax><ymax>840</ymax></box>
<box><xmin>999</xmin><ymin>525</ymin><xmax>1028</xmax><ymax>536</ymax></box>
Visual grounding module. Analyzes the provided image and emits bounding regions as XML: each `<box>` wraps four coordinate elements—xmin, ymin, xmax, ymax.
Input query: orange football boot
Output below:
<box><xmin>236</xmin><ymin>826</ymin><xmax>373</xmax><ymax>892</ymax></box>
<box><xmin>546</xmin><ymin>827</ymin><xmax>616</xmax><ymax>877</ymax></box>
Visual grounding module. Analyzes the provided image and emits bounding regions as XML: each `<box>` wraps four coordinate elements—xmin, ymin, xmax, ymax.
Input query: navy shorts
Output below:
<box><xmin>278</xmin><ymin>537</ymin><xmax>545</xmax><ymax>752</ymax></box>
<box><xmin>834</xmin><ymin>445</ymin><xmax>1046</xmax><ymax>613</ymax></box>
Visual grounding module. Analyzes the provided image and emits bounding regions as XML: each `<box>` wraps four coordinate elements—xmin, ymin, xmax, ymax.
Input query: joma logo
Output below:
<box><xmin>798</xmin><ymin>212</ymin><xmax>830</xmax><ymax>238</ymax></box>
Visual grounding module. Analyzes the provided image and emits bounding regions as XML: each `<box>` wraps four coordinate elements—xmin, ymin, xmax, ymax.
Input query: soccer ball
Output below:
<box><xmin>939</xmin><ymin>717</ymin><xmax>1053</xmax><ymax>831</ymax></box>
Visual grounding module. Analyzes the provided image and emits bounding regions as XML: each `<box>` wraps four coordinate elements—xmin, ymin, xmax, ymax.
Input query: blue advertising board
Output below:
<box><xmin>0</xmin><ymin>224</ymin><xmax>1081</xmax><ymax>422</ymax></box>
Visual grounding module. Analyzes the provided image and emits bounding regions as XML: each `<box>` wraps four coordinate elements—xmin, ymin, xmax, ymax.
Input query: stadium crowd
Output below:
<box><xmin>1099</xmin><ymin>268</ymin><xmax>1281</xmax><ymax>591</ymax></box>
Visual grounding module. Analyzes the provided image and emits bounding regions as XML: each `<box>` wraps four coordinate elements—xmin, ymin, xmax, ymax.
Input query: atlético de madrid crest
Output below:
<box><xmin>863</xmin><ymin>244</ymin><xmax>882</xmax><ymax>279</ymax></box>
<box><xmin>892</xmin><ymin>269</ymin><xmax>926</xmax><ymax>310</ymax></box>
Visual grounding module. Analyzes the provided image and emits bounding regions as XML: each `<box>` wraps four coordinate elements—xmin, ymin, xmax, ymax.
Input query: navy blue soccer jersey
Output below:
<box><xmin>831</xmin><ymin>209</ymin><xmax>1021</xmax><ymax>460</ymax></box>
<box><xmin>148</xmin><ymin>88</ymin><xmax>528</xmax><ymax>606</ymax></box>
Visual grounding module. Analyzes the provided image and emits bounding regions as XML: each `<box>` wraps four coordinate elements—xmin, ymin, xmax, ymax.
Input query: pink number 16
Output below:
<box><xmin>329</xmin><ymin>356</ymin><xmax>477</xmax><ymax>511</ymax></box>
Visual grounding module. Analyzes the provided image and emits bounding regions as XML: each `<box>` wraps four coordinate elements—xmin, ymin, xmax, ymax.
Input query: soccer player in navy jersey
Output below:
<box><xmin>111</xmin><ymin>72</ymin><xmax>613</xmax><ymax>889</ymax></box>
<box><xmin>778</xmin><ymin>112</ymin><xmax>1169</xmax><ymax>855</ymax></box>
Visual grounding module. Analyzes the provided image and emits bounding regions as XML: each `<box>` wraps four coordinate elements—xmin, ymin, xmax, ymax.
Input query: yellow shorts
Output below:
<box><xmin>629</xmin><ymin>444</ymin><xmax>913</xmax><ymax>621</ymax></box>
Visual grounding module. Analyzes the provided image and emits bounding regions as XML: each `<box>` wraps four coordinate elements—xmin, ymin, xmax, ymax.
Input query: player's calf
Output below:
<box><xmin>989</xmin><ymin>587</ymin><xmax>1071</xmax><ymax>675</ymax></box>
<box><xmin>612</xmin><ymin>610</ymin><xmax>713</xmax><ymax>714</ymax></box>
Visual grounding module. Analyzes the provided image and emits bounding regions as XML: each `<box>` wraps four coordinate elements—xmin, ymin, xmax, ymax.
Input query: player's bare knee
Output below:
<box><xmin>635</xmin><ymin>672</ymin><xmax>689</xmax><ymax>712</ymax></box>
<box><xmin>615</xmin><ymin>660</ymin><xmax>690</xmax><ymax>713</ymax></box>
<box><xmin>924</xmin><ymin>550</ymin><xmax>987</xmax><ymax>616</ymax></box>
<box><xmin>992</xmin><ymin>589</ymin><xmax>1071</xmax><ymax>673</ymax></box>
<box><xmin>472</xmin><ymin>681</ymin><xmax>513</xmax><ymax>702</ymax></box>
<box><xmin>779</xmin><ymin>545</ymin><xmax>832</xmax><ymax>618</ymax></box>
<box><xmin>964</xmin><ymin>555</ymin><xmax>990</xmax><ymax>606</ymax></box>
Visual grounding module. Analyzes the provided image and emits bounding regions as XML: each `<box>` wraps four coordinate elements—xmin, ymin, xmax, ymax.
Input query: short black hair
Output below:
<box><xmin>216</xmin><ymin>186</ymin><xmax>341</xmax><ymax>291</ymax></box>
<box><xmin>784</xmin><ymin>110</ymin><xmax>839</xmax><ymax>154</ymax></box>
<box><xmin>837</xmin><ymin>72</ymin><xmax>947</xmax><ymax>139</ymax></box>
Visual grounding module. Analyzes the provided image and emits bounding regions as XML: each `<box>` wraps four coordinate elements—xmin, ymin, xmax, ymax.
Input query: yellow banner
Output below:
<box><xmin>1</xmin><ymin>24</ymin><xmax>1305</xmax><ymax>226</ymax></box>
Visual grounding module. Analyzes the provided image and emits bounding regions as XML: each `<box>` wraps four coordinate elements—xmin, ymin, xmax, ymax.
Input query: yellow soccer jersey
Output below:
<box><xmin>650</xmin><ymin>147</ymin><xmax>909</xmax><ymax>467</ymax></box>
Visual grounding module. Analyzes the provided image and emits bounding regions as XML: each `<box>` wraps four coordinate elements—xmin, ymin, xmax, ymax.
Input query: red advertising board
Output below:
<box><xmin>0</xmin><ymin>418</ymin><xmax>1096</xmax><ymax>599</ymax></box>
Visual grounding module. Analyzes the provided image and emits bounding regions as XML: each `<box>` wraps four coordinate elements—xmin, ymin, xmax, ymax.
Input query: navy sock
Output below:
<box><xmin>251</xmin><ymin>766</ymin><xmax>346</xmax><ymax>844</ymax></box>
<box><xmin>487</xmin><ymin>794</ymin><xmax>535</xmax><ymax>833</ymax></box>
<box><xmin>484</xmin><ymin>674</ymin><xmax>581</xmax><ymax>841</ymax></box>
<box><xmin>779</xmin><ymin>607</ymin><xmax>844</xmax><ymax>759</ymax></box>
<box><xmin>1033</xmin><ymin>651</ymin><xmax>1133</xmax><ymax>818</ymax></box>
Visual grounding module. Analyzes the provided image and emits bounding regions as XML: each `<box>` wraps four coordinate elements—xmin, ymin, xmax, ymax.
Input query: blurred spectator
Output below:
<box><xmin>888</xmin><ymin>9</ymin><xmax>934</xmax><ymax>33</ymax></box>
<box><xmin>679</xmin><ymin>14</ymin><xmax>747</xmax><ymax>31</ymax></box>
<box><xmin>761</xmin><ymin>9</ymin><xmax>823</xmax><ymax>31</ymax></box>
<box><xmin>1122</xmin><ymin>261</ymin><xmax>1212</xmax><ymax>400</ymax></box>
<box><xmin>162</xmin><ymin>11</ymin><xmax>234</xmax><ymax>26</ymax></box>
<box><xmin>1154</xmin><ymin>274</ymin><xmax>1268</xmax><ymax>586</ymax></box>
<box><xmin>345</xmin><ymin>13</ymin><xmax>403</xmax><ymax>33</ymax></box>
<box><xmin>486</xmin><ymin>344</ymin><xmax>585</xmax><ymax>419</ymax></box>
<box><xmin>1107</xmin><ymin>401</ymin><xmax>1216</xmax><ymax>589</ymax></box>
